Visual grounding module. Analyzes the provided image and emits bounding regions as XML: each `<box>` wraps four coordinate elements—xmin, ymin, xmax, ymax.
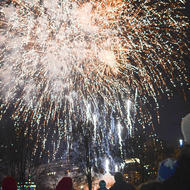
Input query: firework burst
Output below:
<box><xmin>0</xmin><ymin>0</ymin><xmax>189</xmax><ymax>161</ymax></box>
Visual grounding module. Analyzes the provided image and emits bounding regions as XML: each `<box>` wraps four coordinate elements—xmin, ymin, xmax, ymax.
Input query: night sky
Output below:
<box><xmin>0</xmin><ymin>0</ymin><xmax>190</xmax><ymax>148</ymax></box>
<box><xmin>155</xmin><ymin>90</ymin><xmax>190</xmax><ymax>146</ymax></box>
<box><xmin>155</xmin><ymin>1</ymin><xmax>190</xmax><ymax>146</ymax></box>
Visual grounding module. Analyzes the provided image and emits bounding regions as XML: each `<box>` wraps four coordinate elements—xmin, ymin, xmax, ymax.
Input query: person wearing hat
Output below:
<box><xmin>157</xmin><ymin>158</ymin><xmax>178</xmax><ymax>182</ymax></box>
<box><xmin>1</xmin><ymin>176</ymin><xmax>17</xmax><ymax>190</ymax></box>
<box><xmin>55</xmin><ymin>177</ymin><xmax>74</xmax><ymax>190</ymax></box>
<box><xmin>181</xmin><ymin>113</ymin><xmax>190</xmax><ymax>145</ymax></box>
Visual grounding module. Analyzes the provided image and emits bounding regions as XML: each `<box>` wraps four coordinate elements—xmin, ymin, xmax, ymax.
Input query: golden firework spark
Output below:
<box><xmin>0</xmin><ymin>0</ymin><xmax>189</xmax><ymax>160</ymax></box>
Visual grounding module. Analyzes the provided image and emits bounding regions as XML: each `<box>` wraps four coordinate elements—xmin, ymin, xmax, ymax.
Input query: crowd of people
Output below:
<box><xmin>1</xmin><ymin>113</ymin><xmax>190</xmax><ymax>190</ymax></box>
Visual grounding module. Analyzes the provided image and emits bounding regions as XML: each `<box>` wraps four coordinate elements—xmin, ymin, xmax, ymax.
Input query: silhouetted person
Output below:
<box><xmin>56</xmin><ymin>177</ymin><xmax>74</xmax><ymax>190</ymax></box>
<box><xmin>98</xmin><ymin>180</ymin><xmax>108</xmax><ymax>190</ymax></box>
<box><xmin>139</xmin><ymin>181</ymin><xmax>163</xmax><ymax>190</ymax></box>
<box><xmin>109</xmin><ymin>172</ymin><xmax>136</xmax><ymax>190</ymax></box>
<box><xmin>1</xmin><ymin>176</ymin><xmax>17</xmax><ymax>190</ymax></box>
<box><xmin>162</xmin><ymin>113</ymin><xmax>190</xmax><ymax>190</ymax></box>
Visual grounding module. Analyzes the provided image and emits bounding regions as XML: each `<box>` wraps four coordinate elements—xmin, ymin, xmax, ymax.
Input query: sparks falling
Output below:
<box><xmin>0</xmin><ymin>0</ymin><xmax>189</xmax><ymax>161</ymax></box>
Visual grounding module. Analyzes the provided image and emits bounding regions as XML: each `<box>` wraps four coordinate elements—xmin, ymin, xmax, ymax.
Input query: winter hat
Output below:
<box><xmin>1</xmin><ymin>176</ymin><xmax>17</xmax><ymax>190</ymax></box>
<box><xmin>157</xmin><ymin>158</ymin><xmax>178</xmax><ymax>182</ymax></box>
<box><xmin>56</xmin><ymin>177</ymin><xmax>73</xmax><ymax>190</ymax></box>
<box><xmin>99</xmin><ymin>180</ymin><xmax>106</xmax><ymax>188</ymax></box>
<box><xmin>181</xmin><ymin>113</ymin><xmax>190</xmax><ymax>144</ymax></box>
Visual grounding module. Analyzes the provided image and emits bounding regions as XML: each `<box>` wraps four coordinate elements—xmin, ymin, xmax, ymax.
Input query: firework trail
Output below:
<box><xmin>0</xmin><ymin>0</ymin><xmax>189</xmax><ymax>161</ymax></box>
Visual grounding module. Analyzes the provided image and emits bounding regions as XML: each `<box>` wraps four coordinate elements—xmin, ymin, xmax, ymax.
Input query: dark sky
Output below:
<box><xmin>155</xmin><ymin>1</ymin><xmax>190</xmax><ymax>146</ymax></box>
<box><xmin>155</xmin><ymin>90</ymin><xmax>190</xmax><ymax>146</ymax></box>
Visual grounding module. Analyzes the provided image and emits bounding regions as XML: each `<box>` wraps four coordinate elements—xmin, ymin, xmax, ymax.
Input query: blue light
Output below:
<box><xmin>179</xmin><ymin>139</ymin><xmax>184</xmax><ymax>147</ymax></box>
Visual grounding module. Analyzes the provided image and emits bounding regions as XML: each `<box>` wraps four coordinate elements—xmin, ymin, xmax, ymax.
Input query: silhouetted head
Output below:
<box><xmin>139</xmin><ymin>181</ymin><xmax>163</xmax><ymax>190</ymax></box>
<box><xmin>56</xmin><ymin>177</ymin><xmax>73</xmax><ymax>190</ymax></box>
<box><xmin>99</xmin><ymin>180</ymin><xmax>106</xmax><ymax>188</ymax></box>
<box><xmin>2</xmin><ymin>176</ymin><xmax>17</xmax><ymax>190</ymax></box>
<box><xmin>114</xmin><ymin>172</ymin><xmax>124</xmax><ymax>182</ymax></box>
